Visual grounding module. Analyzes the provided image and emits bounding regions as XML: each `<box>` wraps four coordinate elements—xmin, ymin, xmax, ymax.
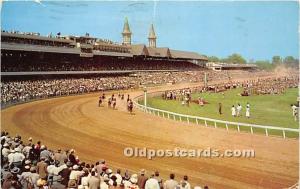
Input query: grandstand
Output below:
<box><xmin>206</xmin><ymin>62</ymin><xmax>257</xmax><ymax>71</ymax></box>
<box><xmin>1</xmin><ymin>19</ymin><xmax>207</xmax><ymax>75</ymax></box>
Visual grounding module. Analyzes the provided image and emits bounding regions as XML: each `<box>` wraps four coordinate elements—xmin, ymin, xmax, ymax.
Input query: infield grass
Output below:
<box><xmin>140</xmin><ymin>88</ymin><xmax>299</xmax><ymax>138</ymax></box>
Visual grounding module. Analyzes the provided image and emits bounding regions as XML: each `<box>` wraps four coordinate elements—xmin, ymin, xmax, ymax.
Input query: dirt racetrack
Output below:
<box><xmin>1</xmin><ymin>81</ymin><xmax>299</xmax><ymax>189</ymax></box>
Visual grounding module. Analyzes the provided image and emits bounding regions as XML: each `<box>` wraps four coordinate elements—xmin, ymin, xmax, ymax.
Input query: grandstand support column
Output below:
<box><xmin>143</xmin><ymin>86</ymin><xmax>147</xmax><ymax>107</ymax></box>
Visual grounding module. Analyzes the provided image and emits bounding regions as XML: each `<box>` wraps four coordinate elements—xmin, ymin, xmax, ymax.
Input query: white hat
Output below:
<box><xmin>28</xmin><ymin>137</ymin><xmax>32</xmax><ymax>141</ymax></box>
<box><xmin>73</xmin><ymin>165</ymin><xmax>79</xmax><ymax>170</ymax></box>
<box><xmin>106</xmin><ymin>169</ymin><xmax>112</xmax><ymax>174</ymax></box>
<box><xmin>25</xmin><ymin>160</ymin><xmax>31</xmax><ymax>165</ymax></box>
<box><xmin>14</xmin><ymin>148</ymin><xmax>21</xmax><ymax>152</ymax></box>
<box><xmin>3</xmin><ymin>143</ymin><xmax>9</xmax><ymax>147</ymax></box>
<box><xmin>140</xmin><ymin>169</ymin><xmax>146</xmax><ymax>175</ymax></box>
<box><xmin>194</xmin><ymin>187</ymin><xmax>202</xmax><ymax>189</ymax></box>
<box><xmin>130</xmin><ymin>174</ymin><xmax>138</xmax><ymax>184</ymax></box>
<box><xmin>41</xmin><ymin>145</ymin><xmax>45</xmax><ymax>150</ymax></box>
<box><xmin>24</xmin><ymin>165</ymin><xmax>30</xmax><ymax>170</ymax></box>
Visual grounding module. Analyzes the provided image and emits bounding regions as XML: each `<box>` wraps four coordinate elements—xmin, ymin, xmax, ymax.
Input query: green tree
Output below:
<box><xmin>283</xmin><ymin>56</ymin><xmax>299</xmax><ymax>68</ymax></box>
<box><xmin>272</xmin><ymin>56</ymin><xmax>282</xmax><ymax>65</ymax></box>
<box><xmin>226</xmin><ymin>53</ymin><xmax>246</xmax><ymax>64</ymax></box>
<box><xmin>254</xmin><ymin>60</ymin><xmax>274</xmax><ymax>70</ymax></box>
<box><xmin>283</xmin><ymin>56</ymin><xmax>296</xmax><ymax>64</ymax></box>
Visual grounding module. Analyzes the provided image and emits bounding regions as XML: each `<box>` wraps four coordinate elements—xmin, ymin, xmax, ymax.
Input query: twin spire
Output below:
<box><xmin>122</xmin><ymin>18</ymin><xmax>157</xmax><ymax>48</ymax></box>
<box><xmin>148</xmin><ymin>23</ymin><xmax>156</xmax><ymax>48</ymax></box>
<box><xmin>122</xmin><ymin>17</ymin><xmax>132</xmax><ymax>45</ymax></box>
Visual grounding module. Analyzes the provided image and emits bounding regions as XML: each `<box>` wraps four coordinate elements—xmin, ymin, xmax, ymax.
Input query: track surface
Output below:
<box><xmin>1</xmin><ymin>82</ymin><xmax>299</xmax><ymax>189</ymax></box>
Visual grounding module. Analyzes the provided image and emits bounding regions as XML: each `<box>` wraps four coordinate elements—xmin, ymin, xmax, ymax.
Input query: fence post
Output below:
<box><xmin>163</xmin><ymin>112</ymin><xmax>165</xmax><ymax>118</ymax></box>
<box><xmin>187</xmin><ymin>117</ymin><xmax>190</xmax><ymax>124</ymax></box>
<box><xmin>250</xmin><ymin>127</ymin><xmax>253</xmax><ymax>134</ymax></box>
<box><xmin>168</xmin><ymin>113</ymin><xmax>170</xmax><ymax>119</ymax></box>
<box><xmin>204</xmin><ymin>120</ymin><xmax>207</xmax><ymax>127</ymax></box>
<box><xmin>283</xmin><ymin>130</ymin><xmax>286</xmax><ymax>139</ymax></box>
<box><xmin>173</xmin><ymin>114</ymin><xmax>176</xmax><ymax>121</ymax></box>
<box><xmin>265</xmin><ymin>128</ymin><xmax>268</xmax><ymax>137</ymax></box>
<box><xmin>214</xmin><ymin>122</ymin><xmax>217</xmax><ymax>128</ymax></box>
<box><xmin>196</xmin><ymin>118</ymin><xmax>198</xmax><ymax>125</ymax></box>
<box><xmin>237</xmin><ymin>125</ymin><xmax>240</xmax><ymax>132</ymax></box>
<box><xmin>226</xmin><ymin>123</ymin><xmax>228</xmax><ymax>131</ymax></box>
<box><xmin>180</xmin><ymin>116</ymin><xmax>182</xmax><ymax>122</ymax></box>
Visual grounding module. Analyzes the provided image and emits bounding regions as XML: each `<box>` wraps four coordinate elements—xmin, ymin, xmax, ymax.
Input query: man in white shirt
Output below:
<box><xmin>19</xmin><ymin>165</ymin><xmax>32</xmax><ymax>187</ymax></box>
<box><xmin>236</xmin><ymin>104</ymin><xmax>242</xmax><ymax>117</ymax></box>
<box><xmin>164</xmin><ymin>173</ymin><xmax>178</xmax><ymax>189</ymax></box>
<box><xmin>231</xmin><ymin>105</ymin><xmax>236</xmax><ymax>117</ymax></box>
<box><xmin>69</xmin><ymin>165</ymin><xmax>82</xmax><ymax>181</ymax></box>
<box><xmin>22</xmin><ymin>144</ymin><xmax>32</xmax><ymax>159</ymax></box>
<box><xmin>100</xmin><ymin>174</ymin><xmax>109</xmax><ymax>189</ymax></box>
<box><xmin>2</xmin><ymin>143</ymin><xmax>10</xmax><ymax>159</ymax></box>
<box><xmin>11</xmin><ymin>148</ymin><xmax>25</xmax><ymax>168</ymax></box>
<box><xmin>179</xmin><ymin>176</ymin><xmax>191</xmax><ymax>189</ymax></box>
<box><xmin>114</xmin><ymin>169</ymin><xmax>123</xmax><ymax>186</ymax></box>
<box><xmin>291</xmin><ymin>104</ymin><xmax>298</xmax><ymax>121</ymax></box>
<box><xmin>145</xmin><ymin>174</ymin><xmax>160</xmax><ymax>189</ymax></box>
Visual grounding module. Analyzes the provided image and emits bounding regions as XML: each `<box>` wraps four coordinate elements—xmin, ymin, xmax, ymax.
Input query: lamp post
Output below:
<box><xmin>204</xmin><ymin>72</ymin><xmax>208</xmax><ymax>88</ymax></box>
<box><xmin>143</xmin><ymin>86</ymin><xmax>147</xmax><ymax>107</ymax></box>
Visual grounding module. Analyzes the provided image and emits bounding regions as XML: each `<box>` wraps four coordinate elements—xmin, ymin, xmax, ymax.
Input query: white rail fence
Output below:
<box><xmin>133</xmin><ymin>94</ymin><xmax>299</xmax><ymax>139</ymax></box>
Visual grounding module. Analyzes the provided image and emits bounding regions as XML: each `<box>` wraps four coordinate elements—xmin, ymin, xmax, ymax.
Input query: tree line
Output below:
<box><xmin>206</xmin><ymin>54</ymin><xmax>299</xmax><ymax>70</ymax></box>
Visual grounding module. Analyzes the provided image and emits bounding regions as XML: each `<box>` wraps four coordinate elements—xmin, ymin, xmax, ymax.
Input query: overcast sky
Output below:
<box><xmin>1</xmin><ymin>1</ymin><xmax>298</xmax><ymax>61</ymax></box>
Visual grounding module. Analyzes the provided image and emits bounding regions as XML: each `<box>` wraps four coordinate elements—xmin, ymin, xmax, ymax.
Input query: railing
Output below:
<box><xmin>285</xmin><ymin>182</ymin><xmax>299</xmax><ymax>189</ymax></box>
<box><xmin>133</xmin><ymin>94</ymin><xmax>299</xmax><ymax>139</ymax></box>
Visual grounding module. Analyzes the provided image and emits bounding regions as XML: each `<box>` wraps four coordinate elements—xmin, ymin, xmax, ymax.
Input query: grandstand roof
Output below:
<box><xmin>130</xmin><ymin>44</ymin><xmax>149</xmax><ymax>56</ymax></box>
<box><xmin>1</xmin><ymin>32</ymin><xmax>73</xmax><ymax>43</ymax></box>
<box><xmin>170</xmin><ymin>49</ymin><xmax>207</xmax><ymax>60</ymax></box>
<box><xmin>147</xmin><ymin>47</ymin><xmax>170</xmax><ymax>58</ymax></box>
<box><xmin>129</xmin><ymin>44</ymin><xmax>207</xmax><ymax>60</ymax></box>
<box><xmin>1</xmin><ymin>42</ymin><xmax>80</xmax><ymax>54</ymax></box>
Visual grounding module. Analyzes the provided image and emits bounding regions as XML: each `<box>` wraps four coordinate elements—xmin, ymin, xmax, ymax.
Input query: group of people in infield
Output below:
<box><xmin>1</xmin><ymin>132</ymin><xmax>210</xmax><ymax>189</ymax></box>
<box><xmin>231</xmin><ymin>103</ymin><xmax>250</xmax><ymax>118</ymax></box>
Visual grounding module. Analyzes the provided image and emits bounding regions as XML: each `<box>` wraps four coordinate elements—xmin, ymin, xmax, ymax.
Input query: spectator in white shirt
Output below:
<box><xmin>145</xmin><ymin>174</ymin><xmax>160</xmax><ymax>189</ymax></box>
<box><xmin>164</xmin><ymin>173</ymin><xmax>178</xmax><ymax>189</ymax></box>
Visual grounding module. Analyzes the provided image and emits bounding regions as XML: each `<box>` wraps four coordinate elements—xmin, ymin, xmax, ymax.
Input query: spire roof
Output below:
<box><xmin>148</xmin><ymin>24</ymin><xmax>156</xmax><ymax>39</ymax></box>
<box><xmin>122</xmin><ymin>17</ymin><xmax>131</xmax><ymax>34</ymax></box>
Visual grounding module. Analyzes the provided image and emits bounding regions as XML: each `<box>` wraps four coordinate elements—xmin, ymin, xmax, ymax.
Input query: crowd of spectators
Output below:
<box><xmin>241</xmin><ymin>76</ymin><xmax>299</xmax><ymax>95</ymax></box>
<box><xmin>1</xmin><ymin>60</ymin><xmax>202</xmax><ymax>72</ymax></box>
<box><xmin>0</xmin><ymin>70</ymin><xmax>277</xmax><ymax>106</ymax></box>
<box><xmin>1</xmin><ymin>132</ymin><xmax>210</xmax><ymax>189</ymax></box>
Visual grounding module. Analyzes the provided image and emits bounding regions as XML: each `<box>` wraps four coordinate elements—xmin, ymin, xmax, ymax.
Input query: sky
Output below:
<box><xmin>1</xmin><ymin>1</ymin><xmax>299</xmax><ymax>61</ymax></box>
